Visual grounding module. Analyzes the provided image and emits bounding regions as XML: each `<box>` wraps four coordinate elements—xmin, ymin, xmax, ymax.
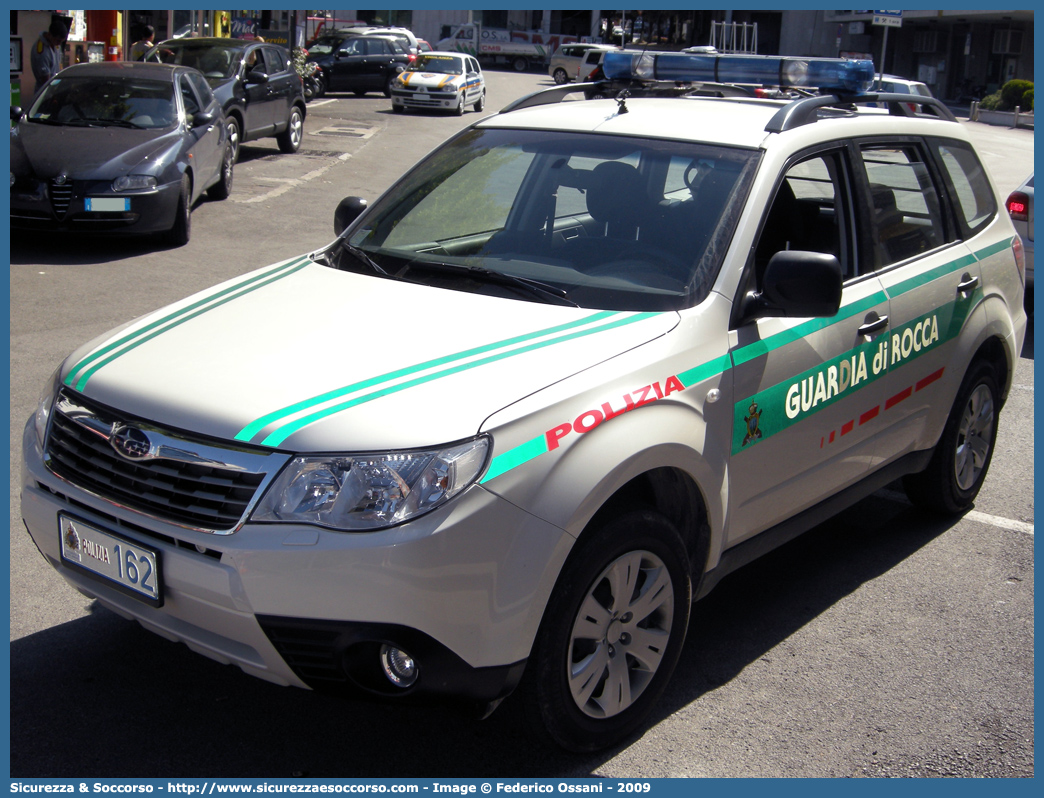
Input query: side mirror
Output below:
<box><xmin>747</xmin><ymin>250</ymin><xmax>843</xmax><ymax>319</ymax></box>
<box><xmin>191</xmin><ymin>109</ymin><xmax>217</xmax><ymax>127</ymax></box>
<box><xmin>334</xmin><ymin>196</ymin><xmax>368</xmax><ymax>237</ymax></box>
<box><xmin>245</xmin><ymin>68</ymin><xmax>269</xmax><ymax>84</ymax></box>
<box><xmin>10</xmin><ymin>106</ymin><xmax>22</xmax><ymax>121</ymax></box>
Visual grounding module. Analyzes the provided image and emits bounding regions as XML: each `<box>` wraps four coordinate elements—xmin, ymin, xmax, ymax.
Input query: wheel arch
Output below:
<box><xmin>485</xmin><ymin>401</ymin><xmax>727</xmax><ymax>586</ymax></box>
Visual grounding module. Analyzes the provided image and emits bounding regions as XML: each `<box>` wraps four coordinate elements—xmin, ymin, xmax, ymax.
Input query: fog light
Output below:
<box><xmin>379</xmin><ymin>644</ymin><xmax>418</xmax><ymax>688</ymax></box>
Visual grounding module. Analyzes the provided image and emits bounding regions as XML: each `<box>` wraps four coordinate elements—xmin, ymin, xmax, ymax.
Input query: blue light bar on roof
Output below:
<box><xmin>602</xmin><ymin>51</ymin><xmax>876</xmax><ymax>94</ymax></box>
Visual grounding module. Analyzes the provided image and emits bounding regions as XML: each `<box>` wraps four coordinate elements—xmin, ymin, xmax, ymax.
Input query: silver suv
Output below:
<box><xmin>21</xmin><ymin>53</ymin><xmax>1027</xmax><ymax>752</ymax></box>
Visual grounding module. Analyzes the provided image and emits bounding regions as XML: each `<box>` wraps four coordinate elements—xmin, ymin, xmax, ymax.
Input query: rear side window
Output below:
<box><xmin>931</xmin><ymin>139</ymin><xmax>997</xmax><ymax>237</ymax></box>
<box><xmin>858</xmin><ymin>144</ymin><xmax>946</xmax><ymax>268</ymax></box>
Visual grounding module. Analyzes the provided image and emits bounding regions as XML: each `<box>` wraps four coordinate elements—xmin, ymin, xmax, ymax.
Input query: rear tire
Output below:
<box><xmin>552</xmin><ymin>68</ymin><xmax>569</xmax><ymax>85</ymax></box>
<box><xmin>277</xmin><ymin>106</ymin><xmax>303</xmax><ymax>154</ymax></box>
<box><xmin>512</xmin><ymin>56</ymin><xmax>528</xmax><ymax>73</ymax></box>
<box><xmin>903</xmin><ymin>362</ymin><xmax>1000</xmax><ymax>514</ymax></box>
<box><xmin>523</xmin><ymin>509</ymin><xmax>691</xmax><ymax>752</ymax></box>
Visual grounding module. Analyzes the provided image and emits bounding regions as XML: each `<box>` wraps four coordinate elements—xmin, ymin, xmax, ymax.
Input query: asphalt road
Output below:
<box><xmin>8</xmin><ymin>69</ymin><xmax>1035</xmax><ymax>778</ymax></box>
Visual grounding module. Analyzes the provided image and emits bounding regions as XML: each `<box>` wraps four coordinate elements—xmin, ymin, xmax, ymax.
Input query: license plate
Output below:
<box><xmin>59</xmin><ymin>515</ymin><xmax>162</xmax><ymax>606</ymax></box>
<box><xmin>85</xmin><ymin>197</ymin><xmax>130</xmax><ymax>212</ymax></box>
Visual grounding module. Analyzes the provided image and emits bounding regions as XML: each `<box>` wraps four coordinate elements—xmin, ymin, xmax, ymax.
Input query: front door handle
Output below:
<box><xmin>858</xmin><ymin>313</ymin><xmax>890</xmax><ymax>337</ymax></box>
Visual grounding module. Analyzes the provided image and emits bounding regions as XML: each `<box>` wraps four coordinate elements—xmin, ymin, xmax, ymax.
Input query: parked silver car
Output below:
<box><xmin>548</xmin><ymin>43</ymin><xmax>613</xmax><ymax>84</ymax></box>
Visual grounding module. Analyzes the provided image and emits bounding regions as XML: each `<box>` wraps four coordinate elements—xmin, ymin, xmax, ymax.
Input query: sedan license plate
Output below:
<box><xmin>59</xmin><ymin>515</ymin><xmax>162</xmax><ymax>606</ymax></box>
<box><xmin>85</xmin><ymin>197</ymin><xmax>130</xmax><ymax>212</ymax></box>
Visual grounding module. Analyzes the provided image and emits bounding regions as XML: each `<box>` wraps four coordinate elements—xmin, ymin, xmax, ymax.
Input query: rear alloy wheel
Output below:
<box><xmin>206</xmin><ymin>143</ymin><xmax>233</xmax><ymax>200</ymax></box>
<box><xmin>903</xmin><ymin>362</ymin><xmax>999</xmax><ymax>514</ymax></box>
<box><xmin>167</xmin><ymin>174</ymin><xmax>192</xmax><ymax>246</ymax></box>
<box><xmin>277</xmin><ymin>106</ymin><xmax>304</xmax><ymax>154</ymax></box>
<box><xmin>552</xmin><ymin>68</ymin><xmax>569</xmax><ymax>85</ymax></box>
<box><xmin>524</xmin><ymin>509</ymin><xmax>691</xmax><ymax>752</ymax></box>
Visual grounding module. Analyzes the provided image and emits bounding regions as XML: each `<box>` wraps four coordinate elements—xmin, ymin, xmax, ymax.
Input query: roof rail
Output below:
<box><xmin>499</xmin><ymin>84</ymin><xmax>590</xmax><ymax>114</ymax></box>
<box><xmin>766</xmin><ymin>91</ymin><xmax>958</xmax><ymax>132</ymax></box>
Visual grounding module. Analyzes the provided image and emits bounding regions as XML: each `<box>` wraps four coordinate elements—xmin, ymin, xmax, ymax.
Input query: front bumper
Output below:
<box><xmin>10</xmin><ymin>178</ymin><xmax>181</xmax><ymax>236</ymax></box>
<box><xmin>390</xmin><ymin>88</ymin><xmax>460</xmax><ymax>111</ymax></box>
<box><xmin>21</xmin><ymin>418</ymin><xmax>573</xmax><ymax>704</ymax></box>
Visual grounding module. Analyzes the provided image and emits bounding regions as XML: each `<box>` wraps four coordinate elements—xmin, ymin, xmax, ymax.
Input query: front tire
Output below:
<box><xmin>473</xmin><ymin>90</ymin><xmax>485</xmax><ymax>112</ymax></box>
<box><xmin>524</xmin><ymin>509</ymin><xmax>691</xmax><ymax>752</ymax></box>
<box><xmin>206</xmin><ymin>143</ymin><xmax>233</xmax><ymax>200</ymax></box>
<box><xmin>454</xmin><ymin>92</ymin><xmax>465</xmax><ymax>116</ymax></box>
<box><xmin>167</xmin><ymin>174</ymin><xmax>192</xmax><ymax>247</ymax></box>
<box><xmin>903</xmin><ymin>362</ymin><xmax>1000</xmax><ymax>514</ymax></box>
<box><xmin>277</xmin><ymin>106</ymin><xmax>304</xmax><ymax>154</ymax></box>
<box><xmin>225</xmin><ymin>116</ymin><xmax>241</xmax><ymax>163</ymax></box>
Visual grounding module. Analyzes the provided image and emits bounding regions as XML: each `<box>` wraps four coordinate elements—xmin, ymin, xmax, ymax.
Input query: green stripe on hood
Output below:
<box><xmin>65</xmin><ymin>257</ymin><xmax>311</xmax><ymax>391</ymax></box>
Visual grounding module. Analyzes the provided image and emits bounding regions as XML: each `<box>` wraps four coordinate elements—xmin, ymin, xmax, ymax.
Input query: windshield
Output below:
<box><xmin>28</xmin><ymin>76</ymin><xmax>176</xmax><ymax>129</ymax></box>
<box><xmin>147</xmin><ymin>43</ymin><xmax>243</xmax><ymax>80</ymax></box>
<box><xmin>408</xmin><ymin>54</ymin><xmax>464</xmax><ymax>75</ymax></box>
<box><xmin>307</xmin><ymin>35</ymin><xmax>354</xmax><ymax>56</ymax></box>
<box><xmin>336</xmin><ymin>127</ymin><xmax>759</xmax><ymax>311</ymax></box>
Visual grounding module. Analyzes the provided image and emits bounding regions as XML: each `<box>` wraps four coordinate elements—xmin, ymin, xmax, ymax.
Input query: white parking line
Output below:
<box><xmin>879</xmin><ymin>489</ymin><xmax>1034</xmax><ymax>536</ymax></box>
<box><xmin>307</xmin><ymin>99</ymin><xmax>337</xmax><ymax>108</ymax></box>
<box><xmin>233</xmin><ymin>164</ymin><xmax>333</xmax><ymax>203</ymax></box>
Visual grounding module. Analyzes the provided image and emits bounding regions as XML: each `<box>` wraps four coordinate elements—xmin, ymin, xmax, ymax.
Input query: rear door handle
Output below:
<box><xmin>957</xmin><ymin>273</ymin><xmax>980</xmax><ymax>294</ymax></box>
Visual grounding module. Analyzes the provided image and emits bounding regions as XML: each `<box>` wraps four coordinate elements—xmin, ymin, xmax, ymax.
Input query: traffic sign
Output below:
<box><xmin>872</xmin><ymin>10</ymin><xmax>903</xmax><ymax>27</ymax></box>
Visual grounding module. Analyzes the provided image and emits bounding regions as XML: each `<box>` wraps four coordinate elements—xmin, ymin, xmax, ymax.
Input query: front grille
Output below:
<box><xmin>49</xmin><ymin>180</ymin><xmax>73</xmax><ymax>219</ymax></box>
<box><xmin>45</xmin><ymin>390</ymin><xmax>272</xmax><ymax>532</ymax></box>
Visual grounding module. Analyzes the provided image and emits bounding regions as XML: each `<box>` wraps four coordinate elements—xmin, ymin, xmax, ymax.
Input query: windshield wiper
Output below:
<box><xmin>340</xmin><ymin>241</ymin><xmax>391</xmax><ymax>276</ymax></box>
<box><xmin>65</xmin><ymin>117</ymin><xmax>141</xmax><ymax>128</ymax></box>
<box><xmin>405</xmin><ymin>260</ymin><xmax>578</xmax><ymax>307</ymax></box>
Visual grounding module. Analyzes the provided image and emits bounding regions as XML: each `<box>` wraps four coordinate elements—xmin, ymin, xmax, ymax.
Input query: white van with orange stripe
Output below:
<box><xmin>21</xmin><ymin>53</ymin><xmax>1026</xmax><ymax>752</ymax></box>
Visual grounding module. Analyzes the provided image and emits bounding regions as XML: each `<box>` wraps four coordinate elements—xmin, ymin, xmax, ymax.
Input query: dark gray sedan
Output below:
<box><xmin>10</xmin><ymin>61</ymin><xmax>232</xmax><ymax>246</ymax></box>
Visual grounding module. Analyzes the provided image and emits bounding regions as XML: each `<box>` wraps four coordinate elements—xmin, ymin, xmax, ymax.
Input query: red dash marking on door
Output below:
<box><xmin>885</xmin><ymin>386</ymin><xmax>913</xmax><ymax>410</ymax></box>
<box><xmin>916</xmin><ymin>368</ymin><xmax>945</xmax><ymax>392</ymax></box>
<box><xmin>841</xmin><ymin>420</ymin><xmax>855</xmax><ymax>436</ymax></box>
<box><xmin>859</xmin><ymin>405</ymin><xmax>880</xmax><ymax>425</ymax></box>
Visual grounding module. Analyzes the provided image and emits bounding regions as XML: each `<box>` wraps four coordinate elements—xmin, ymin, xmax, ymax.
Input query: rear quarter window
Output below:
<box><xmin>931</xmin><ymin>139</ymin><xmax>997</xmax><ymax>237</ymax></box>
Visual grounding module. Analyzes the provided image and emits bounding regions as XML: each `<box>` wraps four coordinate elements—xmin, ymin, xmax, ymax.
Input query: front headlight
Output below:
<box><xmin>253</xmin><ymin>436</ymin><xmax>490</xmax><ymax>531</ymax></box>
<box><xmin>33</xmin><ymin>365</ymin><xmax>64</xmax><ymax>447</ymax></box>
<box><xmin>112</xmin><ymin>175</ymin><xmax>158</xmax><ymax>192</ymax></box>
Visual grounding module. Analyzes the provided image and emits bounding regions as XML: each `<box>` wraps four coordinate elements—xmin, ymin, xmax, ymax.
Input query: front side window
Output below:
<box><xmin>337</xmin><ymin>128</ymin><xmax>759</xmax><ymax>311</ymax></box>
<box><xmin>750</xmin><ymin>150</ymin><xmax>851</xmax><ymax>282</ymax></box>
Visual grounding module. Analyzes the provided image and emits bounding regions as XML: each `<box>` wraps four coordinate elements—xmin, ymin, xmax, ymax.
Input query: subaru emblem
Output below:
<box><xmin>110</xmin><ymin>424</ymin><xmax>153</xmax><ymax>460</ymax></box>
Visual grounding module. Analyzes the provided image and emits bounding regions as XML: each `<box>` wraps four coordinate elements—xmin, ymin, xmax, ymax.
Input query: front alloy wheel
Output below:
<box><xmin>568</xmin><ymin>549</ymin><xmax>675</xmax><ymax>719</ymax></box>
<box><xmin>524</xmin><ymin>509</ymin><xmax>691</xmax><ymax>752</ymax></box>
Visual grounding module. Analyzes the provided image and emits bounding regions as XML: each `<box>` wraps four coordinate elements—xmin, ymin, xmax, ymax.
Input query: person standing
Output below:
<box><xmin>31</xmin><ymin>20</ymin><xmax>68</xmax><ymax>98</ymax></box>
<box><xmin>129</xmin><ymin>25</ymin><xmax>156</xmax><ymax>61</ymax></box>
